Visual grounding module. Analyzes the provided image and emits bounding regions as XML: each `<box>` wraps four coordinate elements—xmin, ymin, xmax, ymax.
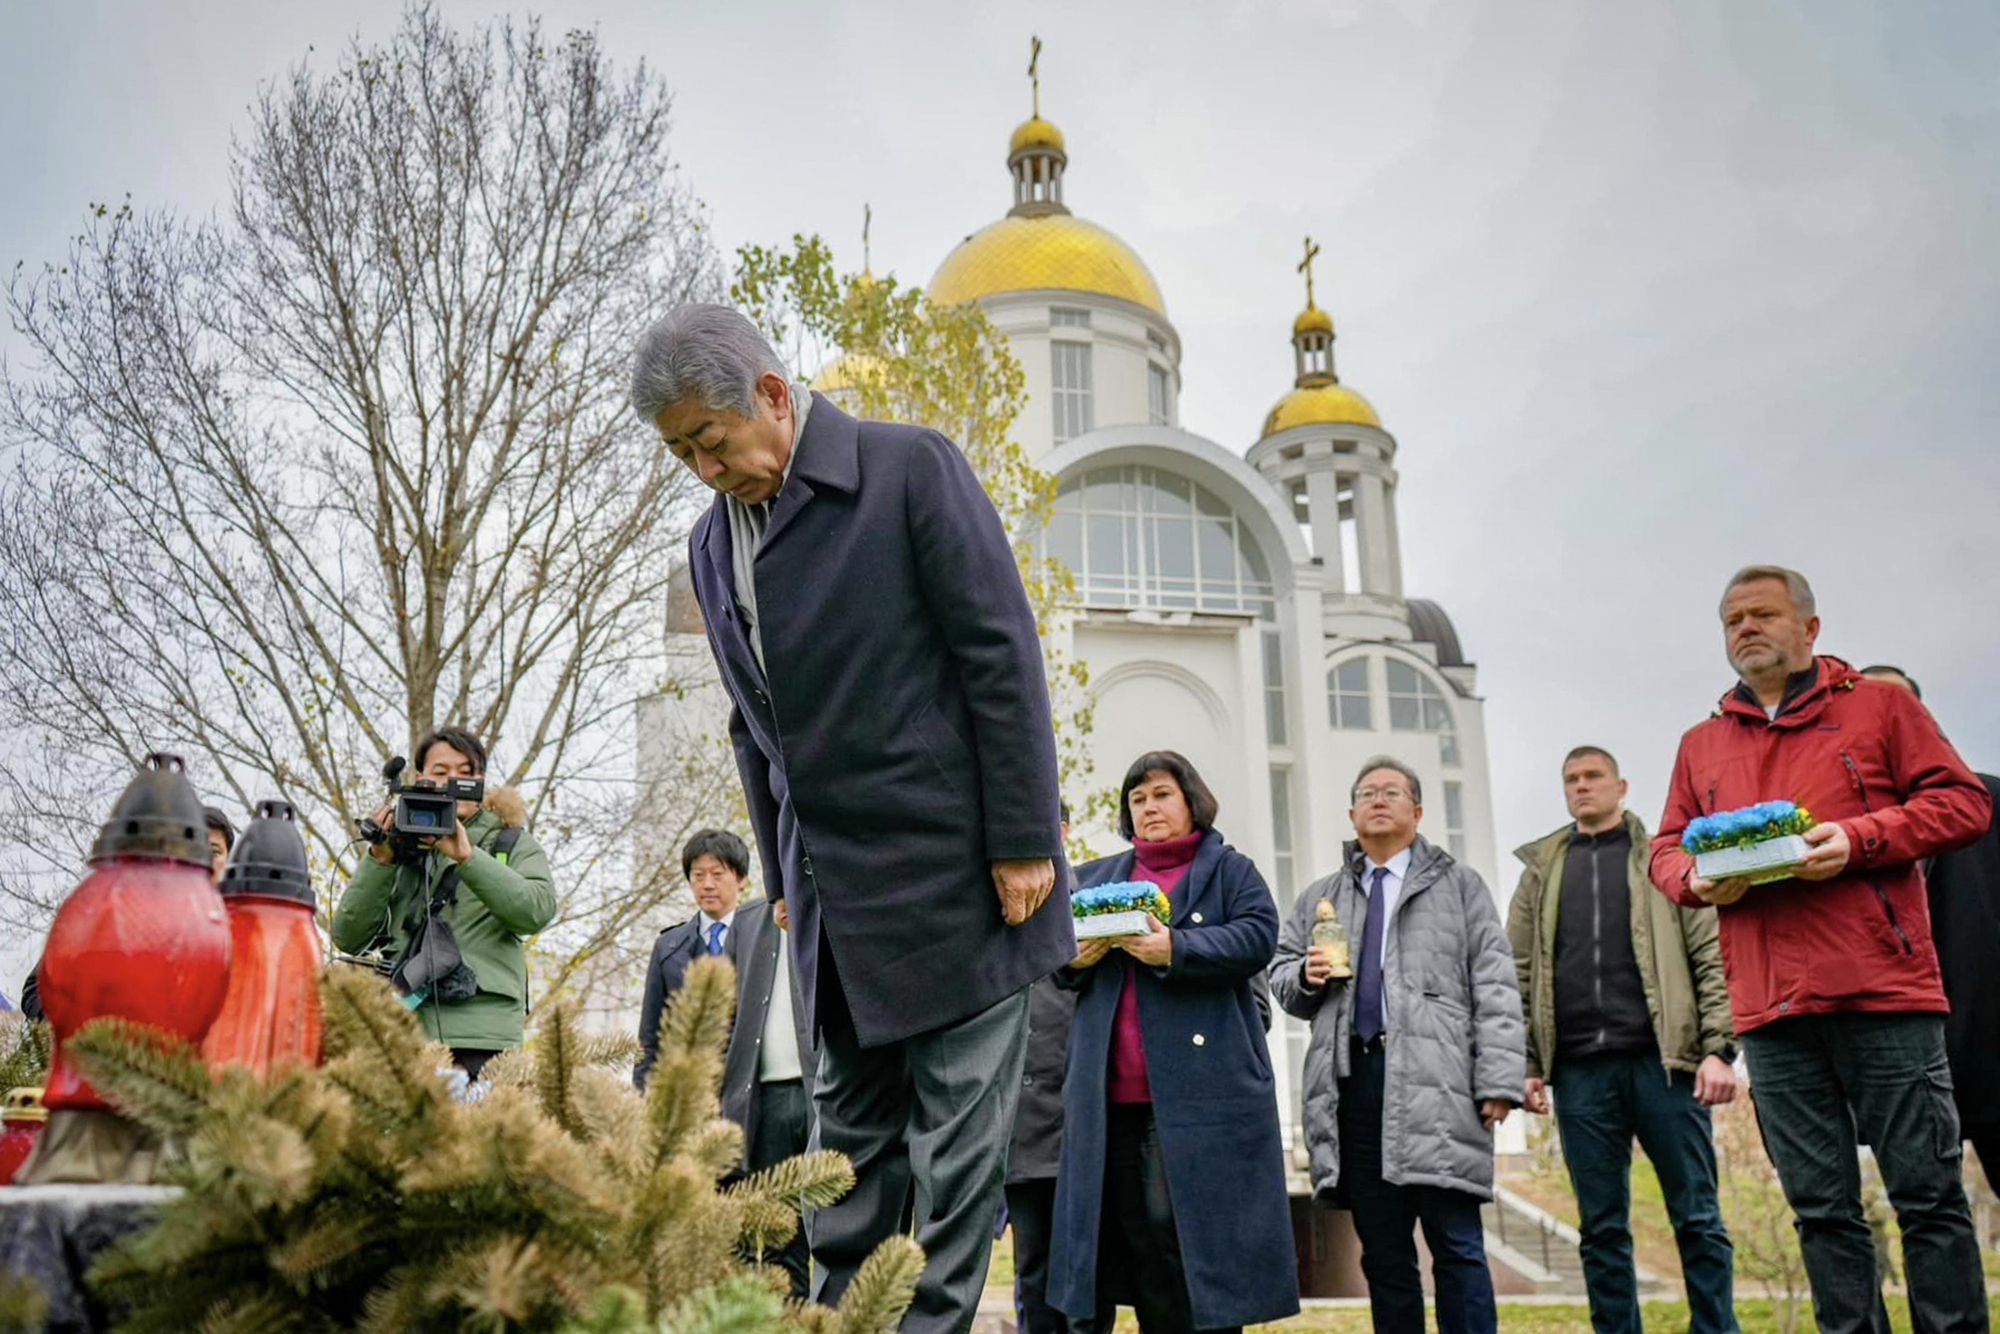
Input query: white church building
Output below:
<box><xmin>638</xmin><ymin>85</ymin><xmax>1508</xmax><ymax>1162</ymax></box>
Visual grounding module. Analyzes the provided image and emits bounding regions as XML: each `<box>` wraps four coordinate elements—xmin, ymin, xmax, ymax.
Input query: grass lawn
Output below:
<box><xmin>1229</xmin><ymin>1299</ymin><xmax>2000</xmax><ymax>1332</ymax></box>
<box><xmin>1501</xmin><ymin>1156</ymin><xmax>1687</xmax><ymax>1280</ymax></box>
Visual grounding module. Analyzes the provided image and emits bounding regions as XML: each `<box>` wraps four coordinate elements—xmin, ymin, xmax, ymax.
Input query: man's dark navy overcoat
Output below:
<box><xmin>687</xmin><ymin>395</ymin><xmax>1073</xmax><ymax>1047</ymax></box>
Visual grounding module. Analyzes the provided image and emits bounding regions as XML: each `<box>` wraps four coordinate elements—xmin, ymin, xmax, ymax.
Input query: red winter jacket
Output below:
<box><xmin>1649</xmin><ymin>656</ymin><xmax>1992</xmax><ymax>1033</ymax></box>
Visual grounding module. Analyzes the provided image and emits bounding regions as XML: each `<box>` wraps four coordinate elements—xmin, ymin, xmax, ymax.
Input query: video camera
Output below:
<box><xmin>355</xmin><ymin>755</ymin><xmax>484</xmax><ymax>862</ymax></box>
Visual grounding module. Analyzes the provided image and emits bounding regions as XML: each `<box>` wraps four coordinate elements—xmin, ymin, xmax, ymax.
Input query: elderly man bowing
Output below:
<box><xmin>630</xmin><ymin>304</ymin><xmax>1072</xmax><ymax>1334</ymax></box>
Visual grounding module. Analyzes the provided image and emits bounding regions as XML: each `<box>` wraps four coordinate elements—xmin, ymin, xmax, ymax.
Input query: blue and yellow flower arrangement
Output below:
<box><xmin>1681</xmin><ymin>800</ymin><xmax>1815</xmax><ymax>854</ymax></box>
<box><xmin>1683</xmin><ymin>800</ymin><xmax>1816</xmax><ymax>885</ymax></box>
<box><xmin>1072</xmin><ymin>881</ymin><xmax>1172</xmax><ymax>939</ymax></box>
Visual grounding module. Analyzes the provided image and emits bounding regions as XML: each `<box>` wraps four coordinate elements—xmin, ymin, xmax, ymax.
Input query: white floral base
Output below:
<box><xmin>1695</xmin><ymin>834</ymin><xmax>1809</xmax><ymax>885</ymax></box>
<box><xmin>1074</xmin><ymin>911</ymin><xmax>1152</xmax><ymax>939</ymax></box>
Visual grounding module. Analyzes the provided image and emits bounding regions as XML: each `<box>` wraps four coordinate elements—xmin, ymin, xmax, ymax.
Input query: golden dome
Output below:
<box><xmin>1292</xmin><ymin>304</ymin><xmax>1334</xmax><ymax>337</ymax></box>
<box><xmin>1009</xmin><ymin>116</ymin><xmax>1066</xmax><ymax>157</ymax></box>
<box><xmin>928</xmin><ymin>213</ymin><xmax>1167</xmax><ymax>315</ymax></box>
<box><xmin>811</xmin><ymin>350</ymin><xmax>886</xmax><ymax>397</ymax></box>
<box><xmin>1262</xmin><ymin>382</ymin><xmax>1382</xmax><ymax>435</ymax></box>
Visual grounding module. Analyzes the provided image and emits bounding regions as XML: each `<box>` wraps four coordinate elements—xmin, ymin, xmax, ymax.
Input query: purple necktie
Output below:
<box><xmin>1355</xmin><ymin>866</ymin><xmax>1388</xmax><ymax>1043</ymax></box>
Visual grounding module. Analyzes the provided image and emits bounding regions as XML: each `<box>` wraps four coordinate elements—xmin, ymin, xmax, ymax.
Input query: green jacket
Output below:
<box><xmin>1505</xmin><ymin>810</ymin><xmax>1733</xmax><ymax>1080</ymax></box>
<box><xmin>330</xmin><ymin>788</ymin><xmax>556</xmax><ymax>1051</ymax></box>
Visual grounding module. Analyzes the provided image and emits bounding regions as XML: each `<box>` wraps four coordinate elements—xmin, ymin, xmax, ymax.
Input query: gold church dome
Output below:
<box><xmin>930</xmin><ymin>51</ymin><xmax>1168</xmax><ymax>318</ymax></box>
<box><xmin>929</xmin><ymin>213</ymin><xmax>1167</xmax><ymax>316</ymax></box>
<box><xmin>1262</xmin><ymin>382</ymin><xmax>1382</xmax><ymax>435</ymax></box>
<box><xmin>1009</xmin><ymin>115</ymin><xmax>1066</xmax><ymax>156</ymax></box>
<box><xmin>811</xmin><ymin>350</ymin><xmax>885</xmax><ymax>398</ymax></box>
<box><xmin>1292</xmin><ymin>304</ymin><xmax>1334</xmax><ymax>337</ymax></box>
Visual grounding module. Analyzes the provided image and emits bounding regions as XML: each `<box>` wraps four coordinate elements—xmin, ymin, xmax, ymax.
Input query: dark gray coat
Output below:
<box><xmin>1048</xmin><ymin>832</ymin><xmax>1299</xmax><ymax>1330</ymax></box>
<box><xmin>635</xmin><ymin>899</ymin><xmax>813</xmax><ymax>1167</ymax></box>
<box><xmin>1270</xmin><ymin>836</ymin><xmax>1526</xmax><ymax>1201</ymax></box>
<box><xmin>1007</xmin><ymin>976</ymin><xmax>1076</xmax><ymax>1183</ymax></box>
<box><xmin>688</xmin><ymin>396</ymin><xmax>1072</xmax><ymax>1047</ymax></box>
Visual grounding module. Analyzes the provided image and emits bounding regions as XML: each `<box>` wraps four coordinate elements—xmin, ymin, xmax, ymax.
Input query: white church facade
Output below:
<box><xmin>637</xmin><ymin>85</ymin><xmax>1508</xmax><ymax>1159</ymax></box>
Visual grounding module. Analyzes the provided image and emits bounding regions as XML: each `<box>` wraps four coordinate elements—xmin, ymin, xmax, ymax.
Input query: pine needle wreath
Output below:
<box><xmin>64</xmin><ymin>959</ymin><xmax>901</xmax><ymax>1334</ymax></box>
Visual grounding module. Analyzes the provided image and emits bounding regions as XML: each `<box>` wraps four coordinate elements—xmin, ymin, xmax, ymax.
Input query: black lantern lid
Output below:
<box><xmin>88</xmin><ymin>753</ymin><xmax>213</xmax><ymax>869</ymax></box>
<box><xmin>219</xmin><ymin>799</ymin><xmax>314</xmax><ymax>908</ymax></box>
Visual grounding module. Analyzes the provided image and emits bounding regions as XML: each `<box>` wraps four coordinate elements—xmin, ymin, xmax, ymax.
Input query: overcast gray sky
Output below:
<box><xmin>3</xmin><ymin>0</ymin><xmax>1996</xmax><ymax>980</ymax></box>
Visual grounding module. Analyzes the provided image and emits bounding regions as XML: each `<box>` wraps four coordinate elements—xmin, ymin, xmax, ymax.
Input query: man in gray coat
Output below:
<box><xmin>1270</xmin><ymin>756</ymin><xmax>1525</xmax><ymax>1334</ymax></box>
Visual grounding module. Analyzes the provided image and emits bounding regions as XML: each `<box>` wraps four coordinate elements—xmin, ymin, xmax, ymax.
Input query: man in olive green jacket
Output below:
<box><xmin>331</xmin><ymin>727</ymin><xmax>556</xmax><ymax>1076</ymax></box>
<box><xmin>1506</xmin><ymin>746</ymin><xmax>1737</xmax><ymax>1334</ymax></box>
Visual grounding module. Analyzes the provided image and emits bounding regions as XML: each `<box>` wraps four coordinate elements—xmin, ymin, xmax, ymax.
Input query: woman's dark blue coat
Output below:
<box><xmin>1047</xmin><ymin>829</ymin><xmax>1300</xmax><ymax>1330</ymax></box>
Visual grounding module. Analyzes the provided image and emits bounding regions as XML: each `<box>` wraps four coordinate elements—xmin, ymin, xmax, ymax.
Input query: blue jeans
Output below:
<box><xmin>1551</xmin><ymin>1052</ymin><xmax>1737</xmax><ymax>1334</ymax></box>
<box><xmin>1340</xmin><ymin>1040</ymin><xmax>1496</xmax><ymax>1334</ymax></box>
<box><xmin>1742</xmin><ymin>1013</ymin><xmax>1987</xmax><ymax>1334</ymax></box>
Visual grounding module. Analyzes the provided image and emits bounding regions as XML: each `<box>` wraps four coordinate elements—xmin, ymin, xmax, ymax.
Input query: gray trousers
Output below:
<box><xmin>809</xmin><ymin>985</ymin><xmax>1030</xmax><ymax>1334</ymax></box>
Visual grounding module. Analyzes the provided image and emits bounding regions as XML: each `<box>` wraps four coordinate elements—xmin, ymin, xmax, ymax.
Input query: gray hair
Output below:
<box><xmin>1719</xmin><ymin>564</ymin><xmax>1816</xmax><ymax>620</ymax></box>
<box><xmin>1351</xmin><ymin>755</ymin><xmax>1422</xmax><ymax>806</ymax></box>
<box><xmin>629</xmin><ymin>303</ymin><xmax>790</xmax><ymax>424</ymax></box>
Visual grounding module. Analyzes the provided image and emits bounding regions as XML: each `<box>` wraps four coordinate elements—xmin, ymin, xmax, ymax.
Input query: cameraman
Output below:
<box><xmin>331</xmin><ymin>726</ymin><xmax>556</xmax><ymax>1078</ymax></box>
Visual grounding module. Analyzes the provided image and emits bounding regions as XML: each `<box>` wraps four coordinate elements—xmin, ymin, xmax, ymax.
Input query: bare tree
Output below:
<box><xmin>0</xmin><ymin>6</ymin><xmax>722</xmax><ymax>984</ymax></box>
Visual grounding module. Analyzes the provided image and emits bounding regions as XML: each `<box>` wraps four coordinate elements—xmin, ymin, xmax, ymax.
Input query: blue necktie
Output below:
<box><xmin>1355</xmin><ymin>866</ymin><xmax>1388</xmax><ymax>1043</ymax></box>
<box><xmin>707</xmin><ymin>920</ymin><xmax>727</xmax><ymax>956</ymax></box>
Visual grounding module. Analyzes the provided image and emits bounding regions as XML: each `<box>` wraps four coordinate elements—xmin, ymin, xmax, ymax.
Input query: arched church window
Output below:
<box><xmin>1386</xmin><ymin>659</ymin><xmax>1460</xmax><ymax>767</ymax></box>
<box><xmin>1042</xmin><ymin>465</ymin><xmax>1275</xmax><ymax>618</ymax></box>
<box><xmin>1327</xmin><ymin>657</ymin><xmax>1372</xmax><ymax>730</ymax></box>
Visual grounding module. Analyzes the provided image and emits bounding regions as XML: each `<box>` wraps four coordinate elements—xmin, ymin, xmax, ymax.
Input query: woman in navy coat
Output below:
<box><xmin>1048</xmin><ymin>751</ymin><xmax>1300</xmax><ymax>1334</ymax></box>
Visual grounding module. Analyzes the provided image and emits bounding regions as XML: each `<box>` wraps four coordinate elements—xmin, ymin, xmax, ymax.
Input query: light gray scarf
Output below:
<box><xmin>724</xmin><ymin>382</ymin><xmax>814</xmax><ymax>674</ymax></box>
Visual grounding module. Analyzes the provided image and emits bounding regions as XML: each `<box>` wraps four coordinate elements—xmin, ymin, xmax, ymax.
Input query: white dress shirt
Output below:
<box><xmin>1362</xmin><ymin>845</ymin><xmax>1413</xmax><ymax>1030</ymax></box>
<box><xmin>759</xmin><ymin>934</ymin><xmax>804</xmax><ymax>1082</ymax></box>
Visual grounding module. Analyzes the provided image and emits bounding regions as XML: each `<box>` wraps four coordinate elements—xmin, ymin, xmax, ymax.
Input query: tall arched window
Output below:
<box><xmin>1042</xmin><ymin>465</ymin><xmax>1275</xmax><ymax>618</ymax></box>
<box><xmin>1386</xmin><ymin>658</ymin><xmax>1460</xmax><ymax>766</ymax></box>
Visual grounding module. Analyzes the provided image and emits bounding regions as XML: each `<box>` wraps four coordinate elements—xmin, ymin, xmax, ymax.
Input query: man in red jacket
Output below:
<box><xmin>1650</xmin><ymin>565</ymin><xmax>1992</xmax><ymax>1334</ymax></box>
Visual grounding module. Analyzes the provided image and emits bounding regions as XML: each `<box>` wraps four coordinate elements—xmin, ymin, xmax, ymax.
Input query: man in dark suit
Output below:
<box><xmin>1006</xmin><ymin>803</ymin><xmax>1084</xmax><ymax>1334</ymax></box>
<box><xmin>630</xmin><ymin>304</ymin><xmax>1072</xmax><ymax>1334</ymax></box>
<box><xmin>635</xmin><ymin>828</ymin><xmax>815</xmax><ymax>1296</ymax></box>
<box><xmin>1861</xmin><ymin>665</ymin><xmax>2000</xmax><ymax>1191</ymax></box>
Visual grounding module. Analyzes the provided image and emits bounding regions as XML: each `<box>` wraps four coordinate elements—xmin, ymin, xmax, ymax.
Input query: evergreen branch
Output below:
<box><xmin>319</xmin><ymin>970</ymin><xmax>453</xmax><ymax>1148</ymax></box>
<box><xmin>686</xmin><ymin>1120</ymin><xmax>744</xmax><ymax>1181</ymax></box>
<box><xmin>425</xmin><ymin>1232</ymin><xmax>544</xmax><ymax>1327</ymax></box>
<box><xmin>354</xmin><ymin>1269</ymin><xmax>431</xmax><ymax>1334</ymax></box>
<box><xmin>64</xmin><ymin>1016</ymin><xmax>214</xmax><ymax>1138</ymax></box>
<box><xmin>574</xmin><ymin>1071</ymin><xmax>648</xmax><ymax>1177</ymax></box>
<box><xmin>576</xmin><ymin>1033</ymin><xmax>645</xmax><ymax>1070</ymax></box>
<box><xmin>834</xmin><ymin>1237</ymin><xmax>924</xmax><ymax>1334</ymax></box>
<box><xmin>194</xmin><ymin>1294</ymin><xmax>310</xmax><ymax>1334</ymax></box>
<box><xmin>534</xmin><ymin>1001</ymin><xmax>588</xmax><ymax>1140</ymax></box>
<box><xmin>0</xmin><ymin>1271</ymin><xmax>48</xmax><ymax>1334</ymax></box>
<box><xmin>644</xmin><ymin>1049</ymin><xmax>721</xmax><ymax>1167</ymax></box>
<box><xmin>725</xmin><ymin>1151</ymin><xmax>854</xmax><ymax>1216</ymax></box>
<box><xmin>660</xmin><ymin>1274</ymin><xmax>786</xmax><ymax>1334</ymax></box>
<box><xmin>268</xmin><ymin>1211</ymin><xmax>381</xmax><ymax>1282</ymax></box>
<box><xmin>0</xmin><ymin>1013</ymin><xmax>51</xmax><ymax>1090</ymax></box>
<box><xmin>187</xmin><ymin>1112</ymin><xmax>315</xmax><ymax>1211</ymax></box>
<box><xmin>556</xmin><ymin>1284</ymin><xmax>653</xmax><ymax>1334</ymax></box>
<box><xmin>661</xmin><ymin>959</ymin><xmax>736</xmax><ymax>1062</ymax></box>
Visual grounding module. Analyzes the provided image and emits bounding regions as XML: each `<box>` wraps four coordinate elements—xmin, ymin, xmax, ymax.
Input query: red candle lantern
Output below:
<box><xmin>202</xmin><ymin>799</ymin><xmax>323</xmax><ymax>1074</ymax></box>
<box><xmin>37</xmin><ymin>753</ymin><xmax>232</xmax><ymax>1112</ymax></box>
<box><xmin>0</xmin><ymin>1087</ymin><xmax>47</xmax><ymax>1185</ymax></box>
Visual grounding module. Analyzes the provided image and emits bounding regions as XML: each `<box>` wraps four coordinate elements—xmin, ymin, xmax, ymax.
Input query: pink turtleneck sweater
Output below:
<box><xmin>1107</xmin><ymin>829</ymin><xmax>1204</xmax><ymax>1105</ymax></box>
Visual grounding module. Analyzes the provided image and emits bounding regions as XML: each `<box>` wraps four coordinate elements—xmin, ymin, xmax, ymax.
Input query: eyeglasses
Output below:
<box><xmin>1353</xmin><ymin>786</ymin><xmax>1411</xmax><ymax>804</ymax></box>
